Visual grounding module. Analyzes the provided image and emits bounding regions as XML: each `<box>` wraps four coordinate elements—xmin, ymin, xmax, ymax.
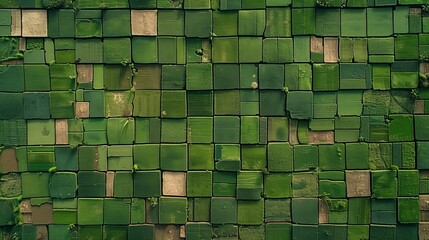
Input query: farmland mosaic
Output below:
<box><xmin>0</xmin><ymin>0</ymin><xmax>429</xmax><ymax>239</ymax></box>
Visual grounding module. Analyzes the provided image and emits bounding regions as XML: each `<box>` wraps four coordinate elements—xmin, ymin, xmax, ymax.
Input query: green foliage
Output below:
<box><xmin>195</xmin><ymin>48</ymin><xmax>204</xmax><ymax>56</ymax></box>
<box><xmin>120</xmin><ymin>58</ymin><xmax>130</xmax><ymax>66</ymax></box>
<box><xmin>326</xmin><ymin>198</ymin><xmax>347</xmax><ymax>211</ymax></box>
<box><xmin>419</xmin><ymin>73</ymin><xmax>429</xmax><ymax>88</ymax></box>
<box><xmin>42</xmin><ymin>0</ymin><xmax>66</xmax><ymax>9</ymax></box>
<box><xmin>149</xmin><ymin>197</ymin><xmax>158</xmax><ymax>207</ymax></box>
<box><xmin>133</xmin><ymin>164</ymin><xmax>139</xmax><ymax>171</ymax></box>
<box><xmin>0</xmin><ymin>37</ymin><xmax>19</xmax><ymax>62</ymax></box>
<box><xmin>26</xmin><ymin>39</ymin><xmax>44</xmax><ymax>50</ymax></box>
<box><xmin>316</xmin><ymin>0</ymin><xmax>332</xmax><ymax>7</ymax></box>
<box><xmin>423</xmin><ymin>4</ymin><xmax>429</xmax><ymax>15</ymax></box>
<box><xmin>262</xmin><ymin>168</ymin><xmax>270</xmax><ymax>175</ymax></box>
<box><xmin>410</xmin><ymin>89</ymin><xmax>420</xmax><ymax>99</ymax></box>
<box><xmin>121</xmin><ymin>58</ymin><xmax>138</xmax><ymax>76</ymax></box>
<box><xmin>420</xmin><ymin>54</ymin><xmax>429</xmax><ymax>62</ymax></box>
